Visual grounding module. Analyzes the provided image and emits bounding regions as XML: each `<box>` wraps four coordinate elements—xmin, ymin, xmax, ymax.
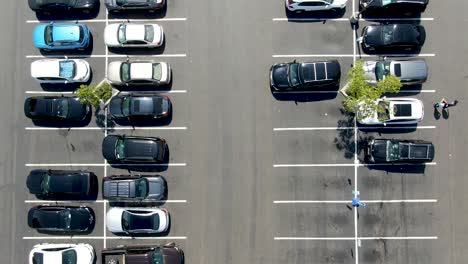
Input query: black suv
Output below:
<box><xmin>102</xmin><ymin>135</ymin><xmax>167</xmax><ymax>164</ymax></box>
<box><xmin>269</xmin><ymin>60</ymin><xmax>341</xmax><ymax>91</ymax></box>
<box><xmin>366</xmin><ymin>139</ymin><xmax>435</xmax><ymax>163</ymax></box>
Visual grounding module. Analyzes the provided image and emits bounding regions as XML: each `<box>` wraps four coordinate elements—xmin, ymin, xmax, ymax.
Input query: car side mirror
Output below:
<box><xmin>64</xmin><ymin>80</ymin><xmax>69</xmax><ymax>84</ymax></box>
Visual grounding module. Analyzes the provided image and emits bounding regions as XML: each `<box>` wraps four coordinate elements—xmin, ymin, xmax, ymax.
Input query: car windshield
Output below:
<box><xmin>121</xmin><ymin>97</ymin><xmax>131</xmax><ymax>116</ymax></box>
<box><xmin>135</xmin><ymin>178</ymin><xmax>148</xmax><ymax>199</ymax></box>
<box><xmin>382</xmin><ymin>0</ymin><xmax>394</xmax><ymax>6</ymax></box>
<box><xmin>144</xmin><ymin>25</ymin><xmax>154</xmax><ymax>42</ymax></box>
<box><xmin>58</xmin><ymin>209</ymin><xmax>72</xmax><ymax>229</ymax></box>
<box><xmin>152</xmin><ymin>249</ymin><xmax>164</xmax><ymax>264</ymax></box>
<box><xmin>288</xmin><ymin>63</ymin><xmax>301</xmax><ymax>87</ymax></box>
<box><xmin>382</xmin><ymin>25</ymin><xmax>394</xmax><ymax>45</ymax></box>
<box><xmin>118</xmin><ymin>24</ymin><xmax>127</xmax><ymax>44</ymax></box>
<box><xmin>61</xmin><ymin>249</ymin><xmax>77</xmax><ymax>264</ymax></box>
<box><xmin>375</xmin><ymin>61</ymin><xmax>391</xmax><ymax>81</ymax></box>
<box><xmin>121</xmin><ymin>62</ymin><xmax>130</xmax><ymax>82</ymax></box>
<box><xmin>59</xmin><ymin>61</ymin><xmax>76</xmax><ymax>79</ymax></box>
<box><xmin>122</xmin><ymin>211</ymin><xmax>132</xmax><ymax>231</ymax></box>
<box><xmin>116</xmin><ymin>138</ymin><xmax>126</xmax><ymax>159</ymax></box>
<box><xmin>116</xmin><ymin>0</ymin><xmax>128</xmax><ymax>6</ymax></box>
<box><xmin>55</xmin><ymin>99</ymin><xmax>69</xmax><ymax>118</ymax></box>
<box><xmin>44</xmin><ymin>25</ymin><xmax>53</xmax><ymax>45</ymax></box>
<box><xmin>377</xmin><ymin>101</ymin><xmax>391</xmax><ymax>121</ymax></box>
<box><xmin>152</xmin><ymin>63</ymin><xmax>162</xmax><ymax>81</ymax></box>
<box><xmin>41</xmin><ymin>173</ymin><xmax>51</xmax><ymax>194</ymax></box>
<box><xmin>387</xmin><ymin>141</ymin><xmax>400</xmax><ymax>161</ymax></box>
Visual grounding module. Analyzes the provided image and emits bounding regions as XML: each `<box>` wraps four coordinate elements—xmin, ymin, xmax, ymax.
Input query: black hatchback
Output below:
<box><xmin>102</xmin><ymin>135</ymin><xmax>167</xmax><ymax>164</ymax></box>
<box><xmin>360</xmin><ymin>24</ymin><xmax>426</xmax><ymax>52</ymax></box>
<box><xmin>270</xmin><ymin>60</ymin><xmax>341</xmax><ymax>91</ymax></box>
<box><xmin>24</xmin><ymin>96</ymin><xmax>91</xmax><ymax>122</ymax></box>
<box><xmin>28</xmin><ymin>205</ymin><xmax>95</xmax><ymax>234</ymax></box>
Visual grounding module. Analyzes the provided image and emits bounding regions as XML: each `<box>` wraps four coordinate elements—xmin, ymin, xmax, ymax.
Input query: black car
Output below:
<box><xmin>360</xmin><ymin>0</ymin><xmax>429</xmax><ymax>14</ymax></box>
<box><xmin>360</xmin><ymin>24</ymin><xmax>426</xmax><ymax>52</ymax></box>
<box><xmin>26</xmin><ymin>169</ymin><xmax>96</xmax><ymax>199</ymax></box>
<box><xmin>28</xmin><ymin>205</ymin><xmax>95</xmax><ymax>233</ymax></box>
<box><xmin>366</xmin><ymin>139</ymin><xmax>435</xmax><ymax>163</ymax></box>
<box><xmin>109</xmin><ymin>94</ymin><xmax>172</xmax><ymax>121</ymax></box>
<box><xmin>103</xmin><ymin>175</ymin><xmax>167</xmax><ymax>201</ymax></box>
<box><xmin>102</xmin><ymin>243</ymin><xmax>184</xmax><ymax>264</ymax></box>
<box><xmin>24</xmin><ymin>96</ymin><xmax>91</xmax><ymax>122</ymax></box>
<box><xmin>105</xmin><ymin>0</ymin><xmax>165</xmax><ymax>13</ymax></box>
<box><xmin>28</xmin><ymin>0</ymin><xmax>99</xmax><ymax>13</ymax></box>
<box><xmin>102</xmin><ymin>135</ymin><xmax>167</xmax><ymax>164</ymax></box>
<box><xmin>269</xmin><ymin>60</ymin><xmax>341</xmax><ymax>91</ymax></box>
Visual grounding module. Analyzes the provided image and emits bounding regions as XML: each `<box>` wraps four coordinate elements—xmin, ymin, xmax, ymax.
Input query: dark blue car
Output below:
<box><xmin>33</xmin><ymin>22</ymin><xmax>90</xmax><ymax>51</ymax></box>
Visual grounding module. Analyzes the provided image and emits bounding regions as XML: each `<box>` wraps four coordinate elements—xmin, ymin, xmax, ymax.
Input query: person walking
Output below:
<box><xmin>351</xmin><ymin>190</ymin><xmax>366</xmax><ymax>208</ymax></box>
<box><xmin>434</xmin><ymin>98</ymin><xmax>458</xmax><ymax>109</ymax></box>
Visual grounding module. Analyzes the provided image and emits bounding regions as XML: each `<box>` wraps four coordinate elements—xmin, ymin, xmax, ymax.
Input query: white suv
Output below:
<box><xmin>286</xmin><ymin>0</ymin><xmax>348</xmax><ymax>12</ymax></box>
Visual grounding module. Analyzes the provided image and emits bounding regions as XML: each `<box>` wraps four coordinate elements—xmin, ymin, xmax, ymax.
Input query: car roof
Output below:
<box><xmin>52</xmin><ymin>24</ymin><xmax>81</xmax><ymax>43</ymax></box>
<box><xmin>301</xmin><ymin>60</ymin><xmax>340</xmax><ymax>83</ymax></box>
<box><xmin>130</xmin><ymin>62</ymin><xmax>153</xmax><ymax>79</ymax></box>
<box><xmin>390</xmin><ymin>60</ymin><xmax>428</xmax><ymax>80</ymax></box>
<box><xmin>124</xmin><ymin>24</ymin><xmax>146</xmax><ymax>41</ymax></box>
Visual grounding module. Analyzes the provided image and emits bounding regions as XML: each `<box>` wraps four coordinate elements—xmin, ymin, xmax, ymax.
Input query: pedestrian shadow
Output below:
<box><xmin>442</xmin><ymin>108</ymin><xmax>449</xmax><ymax>119</ymax></box>
<box><xmin>433</xmin><ymin>106</ymin><xmax>441</xmax><ymax>120</ymax></box>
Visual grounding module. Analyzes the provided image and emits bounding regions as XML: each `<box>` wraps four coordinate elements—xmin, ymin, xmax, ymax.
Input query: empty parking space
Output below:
<box><xmin>271</xmin><ymin>240</ymin><xmax>355</xmax><ymax>263</ymax></box>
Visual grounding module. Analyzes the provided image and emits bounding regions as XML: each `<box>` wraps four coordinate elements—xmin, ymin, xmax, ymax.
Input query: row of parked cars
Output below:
<box><xmin>272</xmin><ymin>0</ymin><xmax>435</xmax><ymax>164</ymax></box>
<box><xmin>26</xmin><ymin>1</ymin><xmax>184</xmax><ymax>264</ymax></box>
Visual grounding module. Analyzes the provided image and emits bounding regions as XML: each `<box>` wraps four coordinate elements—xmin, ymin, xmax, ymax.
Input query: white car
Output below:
<box><xmin>358</xmin><ymin>97</ymin><xmax>424</xmax><ymax>125</ymax></box>
<box><xmin>104</xmin><ymin>23</ymin><xmax>164</xmax><ymax>48</ymax></box>
<box><xmin>106</xmin><ymin>207</ymin><xmax>170</xmax><ymax>234</ymax></box>
<box><xmin>107</xmin><ymin>60</ymin><xmax>171</xmax><ymax>86</ymax></box>
<box><xmin>286</xmin><ymin>0</ymin><xmax>348</xmax><ymax>12</ymax></box>
<box><xmin>29</xmin><ymin>243</ymin><xmax>95</xmax><ymax>264</ymax></box>
<box><xmin>31</xmin><ymin>59</ymin><xmax>91</xmax><ymax>83</ymax></box>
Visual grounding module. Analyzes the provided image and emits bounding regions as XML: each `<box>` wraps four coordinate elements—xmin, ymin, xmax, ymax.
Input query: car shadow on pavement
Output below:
<box><xmin>360</xmin><ymin>9</ymin><xmax>422</xmax><ymax>23</ymax></box>
<box><xmin>366</xmin><ymin>164</ymin><xmax>427</xmax><ymax>174</ymax></box>
<box><xmin>32</xmin><ymin>111</ymin><xmax>93</xmax><ymax>127</ymax></box>
<box><xmin>358</xmin><ymin>125</ymin><xmax>418</xmax><ymax>134</ymax></box>
<box><xmin>284</xmin><ymin>7</ymin><xmax>347</xmax><ymax>21</ymax></box>
<box><xmin>108</xmin><ymin>5</ymin><xmax>167</xmax><ymax>20</ymax></box>
<box><xmin>108</xmin><ymin>41</ymin><xmax>166</xmax><ymax>56</ymax></box>
<box><xmin>34</xmin><ymin>5</ymin><xmax>100</xmax><ymax>21</ymax></box>
<box><xmin>272</xmin><ymin>91</ymin><xmax>338</xmax><ymax>102</ymax></box>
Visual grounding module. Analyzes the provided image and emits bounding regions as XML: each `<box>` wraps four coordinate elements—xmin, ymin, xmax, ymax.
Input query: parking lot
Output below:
<box><xmin>2</xmin><ymin>0</ymin><xmax>468</xmax><ymax>263</ymax></box>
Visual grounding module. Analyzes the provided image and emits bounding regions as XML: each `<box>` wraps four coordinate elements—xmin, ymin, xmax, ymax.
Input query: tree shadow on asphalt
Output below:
<box><xmin>94</xmin><ymin>105</ymin><xmax>116</xmax><ymax>132</ymax></box>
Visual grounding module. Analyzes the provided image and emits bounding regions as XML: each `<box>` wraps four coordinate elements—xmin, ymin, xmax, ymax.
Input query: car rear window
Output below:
<box><xmin>393</xmin><ymin>63</ymin><xmax>401</xmax><ymax>77</ymax></box>
<box><xmin>32</xmin><ymin>253</ymin><xmax>44</xmax><ymax>264</ymax></box>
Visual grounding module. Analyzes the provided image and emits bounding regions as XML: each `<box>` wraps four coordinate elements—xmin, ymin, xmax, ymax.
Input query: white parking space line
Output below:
<box><xmin>25</xmin><ymin>200</ymin><xmax>188</xmax><ymax>203</ymax></box>
<box><xmin>272</xmin><ymin>18</ymin><xmax>434</xmax><ymax>22</ymax></box>
<box><xmin>26</xmin><ymin>54</ymin><xmax>187</xmax><ymax>59</ymax></box>
<box><xmin>274</xmin><ymin>236</ymin><xmax>437</xmax><ymax>241</ymax></box>
<box><xmin>273</xmin><ymin>54</ymin><xmax>436</xmax><ymax>58</ymax></box>
<box><xmin>273</xmin><ymin>162</ymin><xmax>436</xmax><ymax>168</ymax></box>
<box><xmin>26</xmin><ymin>18</ymin><xmax>188</xmax><ymax>23</ymax></box>
<box><xmin>274</xmin><ymin>126</ymin><xmax>436</xmax><ymax>131</ymax></box>
<box><xmin>25</xmin><ymin>127</ymin><xmax>188</xmax><ymax>130</ymax></box>
<box><xmin>25</xmin><ymin>163</ymin><xmax>187</xmax><ymax>167</ymax></box>
<box><xmin>273</xmin><ymin>199</ymin><xmax>437</xmax><ymax>204</ymax></box>
<box><xmin>23</xmin><ymin>236</ymin><xmax>187</xmax><ymax>240</ymax></box>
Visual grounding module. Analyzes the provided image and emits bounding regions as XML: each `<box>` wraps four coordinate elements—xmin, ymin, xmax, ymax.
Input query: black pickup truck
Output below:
<box><xmin>102</xmin><ymin>244</ymin><xmax>184</xmax><ymax>264</ymax></box>
<box><xmin>366</xmin><ymin>139</ymin><xmax>435</xmax><ymax>163</ymax></box>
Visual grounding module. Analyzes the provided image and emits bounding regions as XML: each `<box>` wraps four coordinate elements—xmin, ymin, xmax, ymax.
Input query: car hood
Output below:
<box><xmin>74</xmin><ymin>59</ymin><xmax>90</xmax><ymax>81</ymax></box>
<box><xmin>271</xmin><ymin>64</ymin><xmax>289</xmax><ymax>88</ymax></box>
<box><xmin>102</xmin><ymin>136</ymin><xmax>119</xmax><ymax>161</ymax></box>
<box><xmin>67</xmin><ymin>98</ymin><xmax>90</xmax><ymax>119</ymax></box>
<box><xmin>26</xmin><ymin>170</ymin><xmax>45</xmax><ymax>195</ymax></box>
<box><xmin>104</xmin><ymin>24</ymin><xmax>121</xmax><ymax>46</ymax></box>
<box><xmin>147</xmin><ymin>177</ymin><xmax>166</xmax><ymax>200</ymax></box>
<box><xmin>106</xmin><ymin>208</ymin><xmax>125</xmax><ymax>233</ymax></box>
<box><xmin>109</xmin><ymin>97</ymin><xmax>125</xmax><ymax>118</ymax></box>
<box><xmin>370</xmin><ymin>140</ymin><xmax>388</xmax><ymax>161</ymax></box>
<box><xmin>107</xmin><ymin>61</ymin><xmax>123</xmax><ymax>83</ymax></box>
<box><xmin>69</xmin><ymin>208</ymin><xmax>93</xmax><ymax>230</ymax></box>
<box><xmin>362</xmin><ymin>26</ymin><xmax>383</xmax><ymax>46</ymax></box>
<box><xmin>362</xmin><ymin>61</ymin><xmax>378</xmax><ymax>82</ymax></box>
<box><xmin>33</xmin><ymin>25</ymin><xmax>48</xmax><ymax>48</ymax></box>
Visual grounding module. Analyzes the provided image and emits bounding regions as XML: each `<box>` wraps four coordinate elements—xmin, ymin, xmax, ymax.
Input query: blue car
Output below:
<box><xmin>33</xmin><ymin>22</ymin><xmax>90</xmax><ymax>51</ymax></box>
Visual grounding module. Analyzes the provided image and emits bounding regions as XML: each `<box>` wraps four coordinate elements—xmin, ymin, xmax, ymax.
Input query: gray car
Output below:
<box><xmin>103</xmin><ymin>175</ymin><xmax>167</xmax><ymax>202</ymax></box>
<box><xmin>363</xmin><ymin>59</ymin><xmax>428</xmax><ymax>85</ymax></box>
<box><xmin>105</xmin><ymin>0</ymin><xmax>165</xmax><ymax>12</ymax></box>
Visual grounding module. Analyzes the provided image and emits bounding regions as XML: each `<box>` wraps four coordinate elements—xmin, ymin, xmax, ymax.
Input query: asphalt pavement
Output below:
<box><xmin>1</xmin><ymin>0</ymin><xmax>468</xmax><ymax>263</ymax></box>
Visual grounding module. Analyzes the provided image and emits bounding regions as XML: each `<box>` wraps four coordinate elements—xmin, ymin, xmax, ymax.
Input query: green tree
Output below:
<box><xmin>76</xmin><ymin>82</ymin><xmax>112</xmax><ymax>107</ymax></box>
<box><xmin>343</xmin><ymin>60</ymin><xmax>402</xmax><ymax>120</ymax></box>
